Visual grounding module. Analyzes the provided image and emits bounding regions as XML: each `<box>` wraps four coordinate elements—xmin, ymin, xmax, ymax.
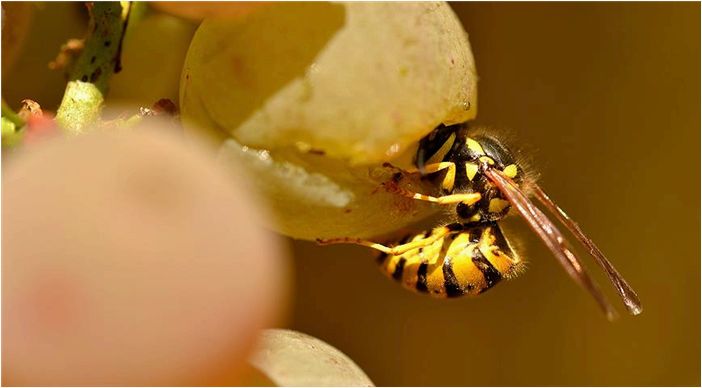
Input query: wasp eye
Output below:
<box><xmin>472</xmin><ymin>134</ymin><xmax>516</xmax><ymax>168</ymax></box>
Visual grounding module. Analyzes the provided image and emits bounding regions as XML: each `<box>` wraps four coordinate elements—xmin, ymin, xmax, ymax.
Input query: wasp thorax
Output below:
<box><xmin>414</xmin><ymin>125</ymin><xmax>523</xmax><ymax>225</ymax></box>
<box><xmin>458</xmin><ymin>134</ymin><xmax>522</xmax><ymax>224</ymax></box>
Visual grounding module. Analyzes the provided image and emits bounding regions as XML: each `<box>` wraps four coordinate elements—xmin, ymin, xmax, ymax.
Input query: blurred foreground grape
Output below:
<box><xmin>181</xmin><ymin>2</ymin><xmax>477</xmax><ymax>240</ymax></box>
<box><xmin>2</xmin><ymin>126</ymin><xmax>288</xmax><ymax>385</ymax></box>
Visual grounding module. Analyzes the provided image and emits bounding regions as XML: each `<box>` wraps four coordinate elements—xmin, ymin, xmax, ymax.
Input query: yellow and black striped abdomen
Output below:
<box><xmin>377</xmin><ymin>223</ymin><xmax>523</xmax><ymax>297</ymax></box>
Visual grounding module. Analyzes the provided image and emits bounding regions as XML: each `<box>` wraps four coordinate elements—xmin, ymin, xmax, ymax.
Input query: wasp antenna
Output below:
<box><xmin>532</xmin><ymin>185</ymin><xmax>642</xmax><ymax>316</ymax></box>
<box><xmin>484</xmin><ymin>168</ymin><xmax>619</xmax><ymax>320</ymax></box>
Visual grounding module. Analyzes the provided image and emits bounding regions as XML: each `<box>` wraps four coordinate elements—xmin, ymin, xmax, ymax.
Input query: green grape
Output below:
<box><xmin>108</xmin><ymin>10</ymin><xmax>197</xmax><ymax>108</ymax></box>
<box><xmin>150</xmin><ymin>2</ymin><xmax>266</xmax><ymax>21</ymax></box>
<box><xmin>249</xmin><ymin>329</ymin><xmax>374</xmax><ymax>386</ymax></box>
<box><xmin>218</xmin><ymin>137</ymin><xmax>440</xmax><ymax>240</ymax></box>
<box><xmin>181</xmin><ymin>2</ymin><xmax>477</xmax><ymax>240</ymax></box>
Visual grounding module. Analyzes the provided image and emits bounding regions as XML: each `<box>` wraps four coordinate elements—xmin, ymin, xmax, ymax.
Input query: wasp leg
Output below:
<box><xmin>383</xmin><ymin>162</ymin><xmax>469</xmax><ymax>204</ymax></box>
<box><xmin>381</xmin><ymin>162</ymin><xmax>474</xmax><ymax>205</ymax></box>
<box><xmin>382</xmin><ymin>161</ymin><xmax>455</xmax><ymax>190</ymax></box>
<box><xmin>384</xmin><ymin>183</ymin><xmax>480</xmax><ymax>205</ymax></box>
<box><xmin>317</xmin><ymin>225</ymin><xmax>457</xmax><ymax>255</ymax></box>
<box><xmin>381</xmin><ymin>162</ymin><xmax>407</xmax><ymax>173</ymax></box>
<box><xmin>418</xmin><ymin>162</ymin><xmax>456</xmax><ymax>191</ymax></box>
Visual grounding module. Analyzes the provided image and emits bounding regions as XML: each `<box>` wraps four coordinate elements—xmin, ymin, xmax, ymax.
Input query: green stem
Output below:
<box><xmin>55</xmin><ymin>2</ymin><xmax>130</xmax><ymax>134</ymax></box>
<box><xmin>2</xmin><ymin>100</ymin><xmax>25</xmax><ymax>128</ymax></box>
<box><xmin>2</xmin><ymin>100</ymin><xmax>24</xmax><ymax>148</ymax></box>
<box><xmin>2</xmin><ymin>117</ymin><xmax>23</xmax><ymax>147</ymax></box>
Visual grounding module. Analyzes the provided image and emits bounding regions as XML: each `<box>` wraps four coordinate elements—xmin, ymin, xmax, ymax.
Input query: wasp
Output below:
<box><xmin>318</xmin><ymin>123</ymin><xmax>642</xmax><ymax>320</ymax></box>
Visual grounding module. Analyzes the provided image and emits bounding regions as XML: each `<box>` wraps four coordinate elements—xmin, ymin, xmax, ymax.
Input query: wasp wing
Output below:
<box><xmin>532</xmin><ymin>185</ymin><xmax>642</xmax><ymax>315</ymax></box>
<box><xmin>483</xmin><ymin>168</ymin><xmax>618</xmax><ymax>320</ymax></box>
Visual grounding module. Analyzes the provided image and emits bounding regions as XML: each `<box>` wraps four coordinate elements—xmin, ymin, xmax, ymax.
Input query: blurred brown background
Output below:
<box><xmin>290</xmin><ymin>3</ymin><xmax>700</xmax><ymax>386</ymax></box>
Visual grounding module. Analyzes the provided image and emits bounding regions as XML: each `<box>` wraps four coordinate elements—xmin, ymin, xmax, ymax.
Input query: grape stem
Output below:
<box><xmin>2</xmin><ymin>100</ymin><xmax>24</xmax><ymax>128</ymax></box>
<box><xmin>2</xmin><ymin>100</ymin><xmax>24</xmax><ymax>147</ymax></box>
<box><xmin>55</xmin><ymin>2</ymin><xmax>131</xmax><ymax>134</ymax></box>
